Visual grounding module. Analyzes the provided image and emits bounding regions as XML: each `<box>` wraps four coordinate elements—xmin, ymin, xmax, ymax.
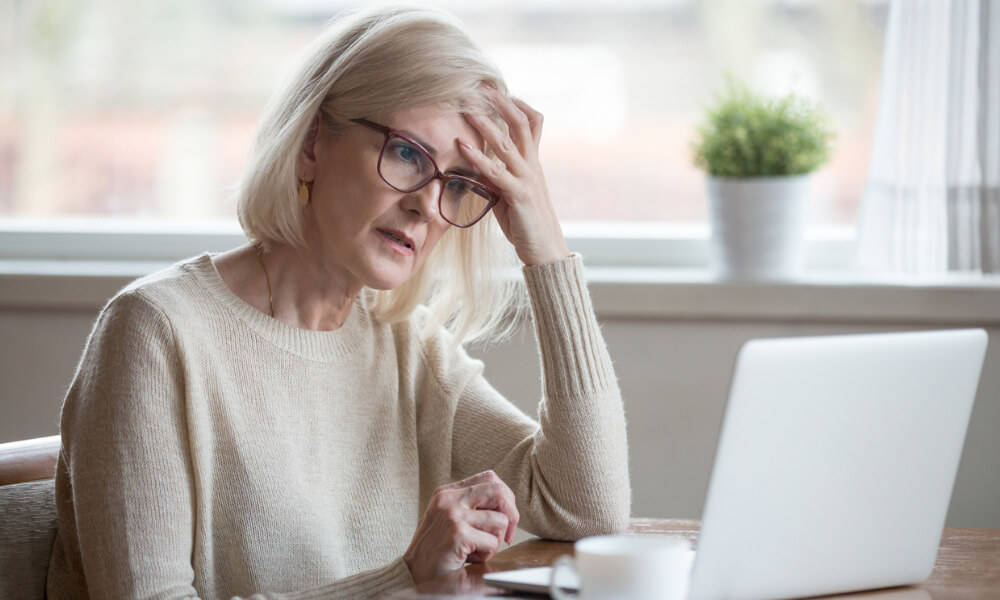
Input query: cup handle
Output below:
<box><xmin>549</xmin><ymin>555</ymin><xmax>578</xmax><ymax>600</ymax></box>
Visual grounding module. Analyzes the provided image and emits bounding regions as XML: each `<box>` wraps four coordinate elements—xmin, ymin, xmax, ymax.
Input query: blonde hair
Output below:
<box><xmin>237</xmin><ymin>5</ymin><xmax>525</xmax><ymax>344</ymax></box>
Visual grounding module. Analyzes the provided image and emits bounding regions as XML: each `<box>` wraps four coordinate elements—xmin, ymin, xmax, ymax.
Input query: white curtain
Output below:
<box><xmin>858</xmin><ymin>0</ymin><xmax>999</xmax><ymax>275</ymax></box>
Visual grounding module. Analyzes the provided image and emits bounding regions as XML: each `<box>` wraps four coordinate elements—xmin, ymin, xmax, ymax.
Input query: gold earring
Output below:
<box><xmin>298</xmin><ymin>180</ymin><xmax>310</xmax><ymax>206</ymax></box>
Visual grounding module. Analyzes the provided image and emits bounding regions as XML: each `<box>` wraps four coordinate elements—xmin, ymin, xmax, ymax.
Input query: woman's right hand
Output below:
<box><xmin>402</xmin><ymin>470</ymin><xmax>520</xmax><ymax>584</ymax></box>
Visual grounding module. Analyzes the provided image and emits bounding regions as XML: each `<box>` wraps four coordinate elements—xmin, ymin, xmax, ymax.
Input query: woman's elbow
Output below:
<box><xmin>531</xmin><ymin>494</ymin><xmax>632</xmax><ymax>540</ymax></box>
<box><xmin>585</xmin><ymin>500</ymin><xmax>631</xmax><ymax>536</ymax></box>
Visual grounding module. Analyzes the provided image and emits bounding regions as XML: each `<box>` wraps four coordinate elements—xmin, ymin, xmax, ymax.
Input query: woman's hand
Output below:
<box><xmin>403</xmin><ymin>470</ymin><xmax>520</xmax><ymax>584</ymax></box>
<box><xmin>458</xmin><ymin>89</ymin><xmax>571</xmax><ymax>266</ymax></box>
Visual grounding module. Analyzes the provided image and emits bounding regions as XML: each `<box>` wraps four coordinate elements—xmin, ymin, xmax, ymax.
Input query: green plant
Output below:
<box><xmin>692</xmin><ymin>79</ymin><xmax>833</xmax><ymax>177</ymax></box>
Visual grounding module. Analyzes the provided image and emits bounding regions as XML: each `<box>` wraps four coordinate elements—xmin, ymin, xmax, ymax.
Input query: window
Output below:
<box><xmin>0</xmin><ymin>0</ymin><xmax>889</xmax><ymax>264</ymax></box>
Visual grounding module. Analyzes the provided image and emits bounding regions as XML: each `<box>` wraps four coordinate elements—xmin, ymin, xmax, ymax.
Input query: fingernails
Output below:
<box><xmin>457</xmin><ymin>138</ymin><xmax>474</xmax><ymax>151</ymax></box>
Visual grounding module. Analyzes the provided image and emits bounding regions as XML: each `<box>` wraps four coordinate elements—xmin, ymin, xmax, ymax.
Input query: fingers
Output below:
<box><xmin>465</xmin><ymin>507</ymin><xmax>510</xmax><ymax>546</ymax></box>
<box><xmin>431</xmin><ymin>470</ymin><xmax>520</xmax><ymax>544</ymax></box>
<box><xmin>510</xmin><ymin>97</ymin><xmax>543</xmax><ymax>151</ymax></box>
<box><xmin>458</xmin><ymin>88</ymin><xmax>546</xmax><ymax>212</ymax></box>
<box><xmin>463</xmin><ymin>112</ymin><xmax>525</xmax><ymax>176</ymax></box>
<box><xmin>404</xmin><ymin>507</ymin><xmax>504</xmax><ymax>583</ymax></box>
<box><xmin>457</xmin><ymin>137</ymin><xmax>530</xmax><ymax>213</ymax></box>
<box><xmin>462</xmin><ymin>87</ymin><xmax>542</xmax><ymax>169</ymax></box>
<box><xmin>488</xmin><ymin>91</ymin><xmax>536</xmax><ymax>156</ymax></box>
<box><xmin>465</xmin><ymin>482</ymin><xmax>519</xmax><ymax>542</ymax></box>
<box><xmin>465</xmin><ymin>475</ymin><xmax>520</xmax><ymax>544</ymax></box>
<box><xmin>457</xmin><ymin>136</ymin><xmax>518</xmax><ymax>194</ymax></box>
<box><xmin>480</xmin><ymin>85</ymin><xmax>541</xmax><ymax>154</ymax></box>
<box><xmin>461</xmin><ymin>523</ymin><xmax>503</xmax><ymax>563</ymax></box>
<box><xmin>435</xmin><ymin>469</ymin><xmax>503</xmax><ymax>493</ymax></box>
<box><xmin>405</xmin><ymin>471</ymin><xmax>521</xmax><ymax>583</ymax></box>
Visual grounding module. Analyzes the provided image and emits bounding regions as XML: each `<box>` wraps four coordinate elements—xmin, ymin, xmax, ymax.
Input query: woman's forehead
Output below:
<box><xmin>386</xmin><ymin>104</ymin><xmax>485</xmax><ymax>154</ymax></box>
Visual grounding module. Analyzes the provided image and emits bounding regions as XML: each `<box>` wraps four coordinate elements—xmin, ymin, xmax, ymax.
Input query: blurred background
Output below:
<box><xmin>0</xmin><ymin>0</ymin><xmax>888</xmax><ymax>229</ymax></box>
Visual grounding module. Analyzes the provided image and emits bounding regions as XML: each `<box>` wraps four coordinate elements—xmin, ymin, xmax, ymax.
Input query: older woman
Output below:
<box><xmin>47</xmin><ymin>6</ymin><xmax>630</xmax><ymax>600</ymax></box>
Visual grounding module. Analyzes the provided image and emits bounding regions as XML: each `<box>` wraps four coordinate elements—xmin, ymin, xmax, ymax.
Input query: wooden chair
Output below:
<box><xmin>0</xmin><ymin>435</ymin><xmax>61</xmax><ymax>600</ymax></box>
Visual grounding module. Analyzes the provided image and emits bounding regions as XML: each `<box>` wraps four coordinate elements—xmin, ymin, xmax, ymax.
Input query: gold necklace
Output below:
<box><xmin>253</xmin><ymin>242</ymin><xmax>275</xmax><ymax>318</ymax></box>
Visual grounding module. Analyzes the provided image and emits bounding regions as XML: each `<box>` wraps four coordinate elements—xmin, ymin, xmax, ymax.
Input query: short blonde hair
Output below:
<box><xmin>237</xmin><ymin>5</ymin><xmax>525</xmax><ymax>344</ymax></box>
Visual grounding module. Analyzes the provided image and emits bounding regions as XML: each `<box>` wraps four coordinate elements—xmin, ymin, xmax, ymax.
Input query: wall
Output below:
<box><xmin>2</xmin><ymin>269</ymin><xmax>998</xmax><ymax>528</ymax></box>
<box><xmin>475</xmin><ymin>319</ymin><xmax>1000</xmax><ymax>530</ymax></box>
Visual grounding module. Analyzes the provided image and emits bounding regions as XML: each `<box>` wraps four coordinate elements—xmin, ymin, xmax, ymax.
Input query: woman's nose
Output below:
<box><xmin>400</xmin><ymin>178</ymin><xmax>442</xmax><ymax>222</ymax></box>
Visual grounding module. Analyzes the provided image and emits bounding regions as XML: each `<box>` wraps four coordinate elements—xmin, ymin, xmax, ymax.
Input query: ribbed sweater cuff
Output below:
<box><xmin>522</xmin><ymin>254</ymin><xmax>616</xmax><ymax>400</ymax></box>
<box><xmin>273</xmin><ymin>556</ymin><xmax>414</xmax><ymax>600</ymax></box>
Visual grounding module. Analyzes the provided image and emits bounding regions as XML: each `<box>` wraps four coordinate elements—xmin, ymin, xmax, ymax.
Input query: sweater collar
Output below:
<box><xmin>185</xmin><ymin>253</ymin><xmax>371</xmax><ymax>362</ymax></box>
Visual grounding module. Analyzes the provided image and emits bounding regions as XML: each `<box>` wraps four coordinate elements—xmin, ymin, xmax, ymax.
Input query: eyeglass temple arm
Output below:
<box><xmin>352</xmin><ymin>118</ymin><xmax>390</xmax><ymax>135</ymax></box>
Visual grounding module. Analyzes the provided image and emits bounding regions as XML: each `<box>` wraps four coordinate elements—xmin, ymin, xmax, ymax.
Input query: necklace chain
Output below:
<box><xmin>253</xmin><ymin>242</ymin><xmax>275</xmax><ymax>318</ymax></box>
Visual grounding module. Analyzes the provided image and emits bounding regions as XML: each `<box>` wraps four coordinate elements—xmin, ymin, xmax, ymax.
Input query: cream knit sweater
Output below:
<box><xmin>46</xmin><ymin>253</ymin><xmax>631</xmax><ymax>600</ymax></box>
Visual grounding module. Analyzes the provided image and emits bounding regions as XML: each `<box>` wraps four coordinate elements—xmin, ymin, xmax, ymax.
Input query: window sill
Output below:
<box><xmin>2</xmin><ymin>259</ymin><xmax>999</xmax><ymax>325</ymax></box>
<box><xmin>585</xmin><ymin>267</ymin><xmax>1000</xmax><ymax>324</ymax></box>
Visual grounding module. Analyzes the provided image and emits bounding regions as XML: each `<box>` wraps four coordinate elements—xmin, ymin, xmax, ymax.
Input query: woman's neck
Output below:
<box><xmin>214</xmin><ymin>241</ymin><xmax>362</xmax><ymax>332</ymax></box>
<box><xmin>259</xmin><ymin>241</ymin><xmax>362</xmax><ymax>331</ymax></box>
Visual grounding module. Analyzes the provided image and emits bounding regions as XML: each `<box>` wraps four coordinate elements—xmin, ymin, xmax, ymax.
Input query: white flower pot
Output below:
<box><xmin>707</xmin><ymin>175</ymin><xmax>810</xmax><ymax>281</ymax></box>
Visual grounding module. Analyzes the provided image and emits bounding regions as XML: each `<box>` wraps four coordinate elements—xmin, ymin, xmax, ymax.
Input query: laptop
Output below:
<box><xmin>485</xmin><ymin>329</ymin><xmax>988</xmax><ymax>600</ymax></box>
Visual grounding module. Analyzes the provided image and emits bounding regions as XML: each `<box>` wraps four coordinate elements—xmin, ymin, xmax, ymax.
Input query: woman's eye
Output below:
<box><xmin>446</xmin><ymin>179</ymin><xmax>471</xmax><ymax>194</ymax></box>
<box><xmin>390</xmin><ymin>141</ymin><xmax>421</xmax><ymax>164</ymax></box>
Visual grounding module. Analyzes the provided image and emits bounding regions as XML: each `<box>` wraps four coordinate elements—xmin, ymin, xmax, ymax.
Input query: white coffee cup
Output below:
<box><xmin>549</xmin><ymin>535</ymin><xmax>692</xmax><ymax>600</ymax></box>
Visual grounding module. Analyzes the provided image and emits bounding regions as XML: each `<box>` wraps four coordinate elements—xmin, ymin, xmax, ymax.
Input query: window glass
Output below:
<box><xmin>0</xmin><ymin>0</ymin><xmax>888</xmax><ymax>227</ymax></box>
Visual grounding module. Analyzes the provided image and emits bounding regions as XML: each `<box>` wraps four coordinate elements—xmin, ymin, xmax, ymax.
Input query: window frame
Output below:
<box><xmin>4</xmin><ymin>218</ymin><xmax>999</xmax><ymax>327</ymax></box>
<box><xmin>0</xmin><ymin>218</ymin><xmax>857</xmax><ymax>271</ymax></box>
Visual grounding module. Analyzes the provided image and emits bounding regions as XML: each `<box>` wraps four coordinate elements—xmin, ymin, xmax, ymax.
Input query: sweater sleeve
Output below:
<box><xmin>55</xmin><ymin>291</ymin><xmax>414</xmax><ymax>600</ymax></box>
<box><xmin>448</xmin><ymin>254</ymin><xmax>631</xmax><ymax>540</ymax></box>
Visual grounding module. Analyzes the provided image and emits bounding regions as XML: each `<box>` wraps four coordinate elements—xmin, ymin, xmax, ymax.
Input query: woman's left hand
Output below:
<box><xmin>458</xmin><ymin>89</ymin><xmax>571</xmax><ymax>266</ymax></box>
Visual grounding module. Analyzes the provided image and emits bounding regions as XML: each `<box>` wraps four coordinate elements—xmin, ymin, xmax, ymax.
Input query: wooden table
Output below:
<box><xmin>389</xmin><ymin>519</ymin><xmax>1000</xmax><ymax>599</ymax></box>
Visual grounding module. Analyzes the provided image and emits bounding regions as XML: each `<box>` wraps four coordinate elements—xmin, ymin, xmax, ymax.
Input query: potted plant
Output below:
<box><xmin>692</xmin><ymin>79</ymin><xmax>833</xmax><ymax>281</ymax></box>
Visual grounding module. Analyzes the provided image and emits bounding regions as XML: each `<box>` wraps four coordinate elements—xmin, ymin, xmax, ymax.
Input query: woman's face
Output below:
<box><xmin>300</xmin><ymin>104</ymin><xmax>485</xmax><ymax>291</ymax></box>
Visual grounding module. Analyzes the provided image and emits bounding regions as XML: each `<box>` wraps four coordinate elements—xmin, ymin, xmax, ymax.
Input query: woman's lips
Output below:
<box><xmin>377</xmin><ymin>229</ymin><xmax>415</xmax><ymax>256</ymax></box>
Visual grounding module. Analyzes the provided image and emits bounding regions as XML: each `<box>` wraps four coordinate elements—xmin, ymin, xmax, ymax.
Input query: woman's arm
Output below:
<box><xmin>444</xmin><ymin>255</ymin><xmax>632</xmax><ymax>540</ymax></box>
<box><xmin>56</xmin><ymin>291</ymin><xmax>201</xmax><ymax>599</ymax></box>
<box><xmin>55</xmin><ymin>291</ymin><xmax>414</xmax><ymax>600</ymax></box>
<box><xmin>449</xmin><ymin>88</ymin><xmax>631</xmax><ymax>539</ymax></box>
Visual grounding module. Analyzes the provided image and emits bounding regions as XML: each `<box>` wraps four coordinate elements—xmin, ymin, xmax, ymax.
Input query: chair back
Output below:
<box><xmin>0</xmin><ymin>436</ymin><xmax>60</xmax><ymax>600</ymax></box>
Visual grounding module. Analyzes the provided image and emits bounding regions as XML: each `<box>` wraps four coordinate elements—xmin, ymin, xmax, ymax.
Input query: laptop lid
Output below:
<box><xmin>689</xmin><ymin>329</ymin><xmax>988</xmax><ymax>600</ymax></box>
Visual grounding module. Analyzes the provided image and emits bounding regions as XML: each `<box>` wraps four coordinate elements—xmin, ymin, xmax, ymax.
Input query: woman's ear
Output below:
<box><xmin>297</xmin><ymin>114</ymin><xmax>321</xmax><ymax>181</ymax></box>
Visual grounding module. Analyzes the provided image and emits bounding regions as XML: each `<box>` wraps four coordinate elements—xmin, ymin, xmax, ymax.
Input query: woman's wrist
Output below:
<box><xmin>519</xmin><ymin>241</ymin><xmax>572</xmax><ymax>266</ymax></box>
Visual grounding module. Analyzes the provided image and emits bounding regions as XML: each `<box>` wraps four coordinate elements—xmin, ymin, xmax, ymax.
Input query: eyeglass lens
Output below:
<box><xmin>379</xmin><ymin>136</ymin><xmax>492</xmax><ymax>227</ymax></box>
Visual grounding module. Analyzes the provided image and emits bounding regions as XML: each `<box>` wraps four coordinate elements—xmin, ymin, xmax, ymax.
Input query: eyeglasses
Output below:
<box><xmin>352</xmin><ymin>118</ymin><xmax>500</xmax><ymax>228</ymax></box>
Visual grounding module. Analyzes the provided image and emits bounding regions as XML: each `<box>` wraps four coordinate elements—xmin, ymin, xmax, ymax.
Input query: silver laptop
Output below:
<box><xmin>485</xmin><ymin>329</ymin><xmax>988</xmax><ymax>600</ymax></box>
